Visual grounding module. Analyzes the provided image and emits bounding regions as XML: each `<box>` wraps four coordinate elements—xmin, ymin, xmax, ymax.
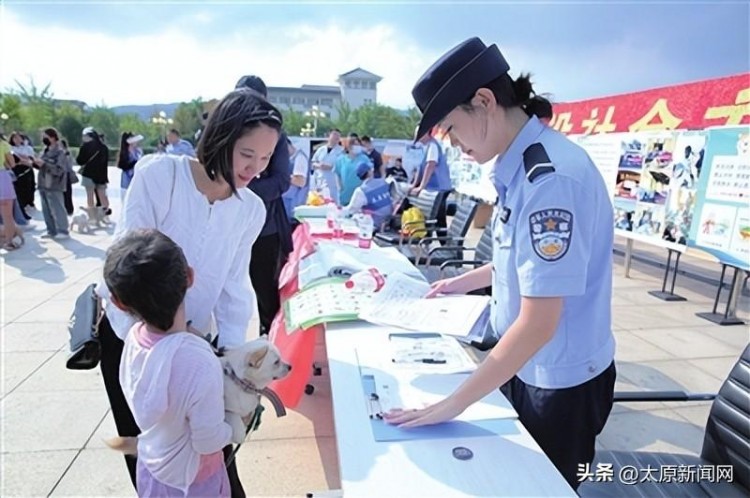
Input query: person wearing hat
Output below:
<box><xmin>342</xmin><ymin>161</ymin><xmax>393</xmax><ymax>229</ymax></box>
<box><xmin>234</xmin><ymin>75</ymin><xmax>293</xmax><ymax>338</ymax></box>
<box><xmin>117</xmin><ymin>132</ymin><xmax>144</xmax><ymax>191</ymax></box>
<box><xmin>77</xmin><ymin>127</ymin><xmax>111</xmax><ymax>215</ymax></box>
<box><xmin>384</xmin><ymin>37</ymin><xmax>616</xmax><ymax>491</ymax></box>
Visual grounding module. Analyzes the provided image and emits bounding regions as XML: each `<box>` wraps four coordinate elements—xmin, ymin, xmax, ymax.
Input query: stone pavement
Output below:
<box><xmin>1</xmin><ymin>174</ymin><xmax>748</xmax><ymax>497</ymax></box>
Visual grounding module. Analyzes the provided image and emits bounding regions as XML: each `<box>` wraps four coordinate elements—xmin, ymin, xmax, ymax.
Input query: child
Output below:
<box><xmin>103</xmin><ymin>228</ymin><xmax>232</xmax><ymax>497</ymax></box>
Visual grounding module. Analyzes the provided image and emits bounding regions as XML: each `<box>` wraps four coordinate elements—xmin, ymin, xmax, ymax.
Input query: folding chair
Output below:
<box><xmin>374</xmin><ymin>190</ymin><xmax>450</xmax><ymax>247</ymax></box>
<box><xmin>397</xmin><ymin>198</ymin><xmax>479</xmax><ymax>265</ymax></box>
<box><xmin>579</xmin><ymin>344</ymin><xmax>750</xmax><ymax>497</ymax></box>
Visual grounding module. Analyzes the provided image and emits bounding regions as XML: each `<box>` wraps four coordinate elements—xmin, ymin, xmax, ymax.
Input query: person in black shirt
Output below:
<box><xmin>234</xmin><ymin>75</ymin><xmax>292</xmax><ymax>339</ymax></box>
<box><xmin>361</xmin><ymin>135</ymin><xmax>384</xmax><ymax>178</ymax></box>
<box><xmin>385</xmin><ymin>157</ymin><xmax>409</xmax><ymax>183</ymax></box>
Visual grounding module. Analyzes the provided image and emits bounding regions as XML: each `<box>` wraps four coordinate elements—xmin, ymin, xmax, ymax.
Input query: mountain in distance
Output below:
<box><xmin>110</xmin><ymin>102</ymin><xmax>181</xmax><ymax>121</ymax></box>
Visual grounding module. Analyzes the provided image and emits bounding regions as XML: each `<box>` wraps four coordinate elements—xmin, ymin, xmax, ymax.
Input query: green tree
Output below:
<box><xmin>332</xmin><ymin>101</ymin><xmax>356</xmax><ymax>134</ymax></box>
<box><xmin>88</xmin><ymin>106</ymin><xmax>120</xmax><ymax>146</ymax></box>
<box><xmin>173</xmin><ymin>98</ymin><xmax>203</xmax><ymax>141</ymax></box>
<box><xmin>55</xmin><ymin>103</ymin><xmax>85</xmax><ymax>145</ymax></box>
<box><xmin>280</xmin><ymin>107</ymin><xmax>309</xmax><ymax>136</ymax></box>
<box><xmin>15</xmin><ymin>78</ymin><xmax>56</xmax><ymax>137</ymax></box>
<box><xmin>0</xmin><ymin>93</ymin><xmax>24</xmax><ymax>134</ymax></box>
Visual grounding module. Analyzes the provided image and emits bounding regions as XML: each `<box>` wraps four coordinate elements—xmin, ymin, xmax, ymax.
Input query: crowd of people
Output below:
<box><xmin>3</xmin><ymin>34</ymin><xmax>619</xmax><ymax>497</ymax></box>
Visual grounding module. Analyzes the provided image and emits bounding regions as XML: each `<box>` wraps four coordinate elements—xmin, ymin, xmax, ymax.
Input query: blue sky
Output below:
<box><xmin>1</xmin><ymin>0</ymin><xmax>748</xmax><ymax>108</ymax></box>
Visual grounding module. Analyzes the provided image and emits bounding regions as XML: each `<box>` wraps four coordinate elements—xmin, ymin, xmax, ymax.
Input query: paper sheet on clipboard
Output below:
<box><xmin>359</xmin><ymin>272</ymin><xmax>490</xmax><ymax>339</ymax></box>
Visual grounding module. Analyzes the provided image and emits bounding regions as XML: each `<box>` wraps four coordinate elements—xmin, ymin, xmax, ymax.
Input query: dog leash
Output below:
<box><xmin>222</xmin><ymin>364</ymin><xmax>287</xmax><ymax>468</ymax></box>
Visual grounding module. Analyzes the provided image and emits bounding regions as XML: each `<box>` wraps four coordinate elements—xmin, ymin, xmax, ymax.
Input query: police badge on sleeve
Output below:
<box><xmin>529</xmin><ymin>209</ymin><xmax>573</xmax><ymax>261</ymax></box>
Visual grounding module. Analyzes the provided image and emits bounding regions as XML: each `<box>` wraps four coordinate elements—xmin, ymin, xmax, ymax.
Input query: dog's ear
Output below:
<box><xmin>246</xmin><ymin>344</ymin><xmax>269</xmax><ymax>367</ymax></box>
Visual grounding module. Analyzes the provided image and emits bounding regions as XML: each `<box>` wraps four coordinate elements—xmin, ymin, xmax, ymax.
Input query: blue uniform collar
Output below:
<box><xmin>491</xmin><ymin>115</ymin><xmax>545</xmax><ymax>194</ymax></box>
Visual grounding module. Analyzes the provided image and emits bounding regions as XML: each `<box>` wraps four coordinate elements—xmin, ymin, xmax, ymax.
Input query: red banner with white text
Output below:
<box><xmin>550</xmin><ymin>73</ymin><xmax>750</xmax><ymax>135</ymax></box>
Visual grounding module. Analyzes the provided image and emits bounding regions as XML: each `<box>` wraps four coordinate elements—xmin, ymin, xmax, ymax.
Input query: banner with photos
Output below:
<box><xmin>688</xmin><ymin>126</ymin><xmax>750</xmax><ymax>271</ymax></box>
<box><xmin>587</xmin><ymin>130</ymin><xmax>706</xmax><ymax>249</ymax></box>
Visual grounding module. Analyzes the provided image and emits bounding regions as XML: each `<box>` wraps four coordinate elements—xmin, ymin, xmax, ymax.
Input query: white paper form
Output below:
<box><xmin>388</xmin><ymin>333</ymin><xmax>477</xmax><ymax>374</ymax></box>
<box><xmin>361</xmin><ymin>367</ymin><xmax>517</xmax><ymax>421</ymax></box>
<box><xmin>359</xmin><ymin>272</ymin><xmax>490</xmax><ymax>338</ymax></box>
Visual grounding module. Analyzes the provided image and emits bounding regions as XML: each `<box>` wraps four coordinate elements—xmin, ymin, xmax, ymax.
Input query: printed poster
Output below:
<box><xmin>689</xmin><ymin>126</ymin><xmax>750</xmax><ymax>270</ymax></box>
<box><xmin>440</xmin><ymin>135</ymin><xmax>497</xmax><ymax>203</ymax></box>
<box><xmin>576</xmin><ymin>132</ymin><xmax>622</xmax><ymax>205</ymax></box>
<box><xmin>662</xmin><ymin>131</ymin><xmax>707</xmax><ymax>245</ymax></box>
<box><xmin>613</xmin><ymin>133</ymin><xmax>646</xmax><ymax>232</ymax></box>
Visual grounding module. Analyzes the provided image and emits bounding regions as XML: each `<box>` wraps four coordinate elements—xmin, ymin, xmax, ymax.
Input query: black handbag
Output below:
<box><xmin>66</xmin><ymin>283</ymin><xmax>103</xmax><ymax>370</ymax></box>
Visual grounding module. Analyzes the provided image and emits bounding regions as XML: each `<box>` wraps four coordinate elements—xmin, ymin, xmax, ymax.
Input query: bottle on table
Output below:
<box><xmin>344</xmin><ymin>268</ymin><xmax>385</xmax><ymax>293</ymax></box>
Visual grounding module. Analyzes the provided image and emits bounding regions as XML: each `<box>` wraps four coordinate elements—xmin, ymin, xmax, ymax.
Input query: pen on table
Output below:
<box><xmin>392</xmin><ymin>358</ymin><xmax>447</xmax><ymax>364</ymax></box>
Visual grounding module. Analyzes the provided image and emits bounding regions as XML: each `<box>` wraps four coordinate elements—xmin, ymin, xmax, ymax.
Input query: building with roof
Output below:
<box><xmin>266</xmin><ymin>67</ymin><xmax>382</xmax><ymax>119</ymax></box>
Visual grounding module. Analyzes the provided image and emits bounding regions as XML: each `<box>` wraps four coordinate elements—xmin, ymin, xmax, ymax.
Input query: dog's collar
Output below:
<box><xmin>223</xmin><ymin>365</ymin><xmax>286</xmax><ymax>417</ymax></box>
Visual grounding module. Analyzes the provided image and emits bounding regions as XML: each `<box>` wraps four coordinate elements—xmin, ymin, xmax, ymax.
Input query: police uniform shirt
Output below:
<box><xmin>489</xmin><ymin>116</ymin><xmax>615</xmax><ymax>389</ymax></box>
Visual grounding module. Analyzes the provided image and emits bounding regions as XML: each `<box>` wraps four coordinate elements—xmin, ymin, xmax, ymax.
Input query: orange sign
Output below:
<box><xmin>550</xmin><ymin>73</ymin><xmax>750</xmax><ymax>135</ymax></box>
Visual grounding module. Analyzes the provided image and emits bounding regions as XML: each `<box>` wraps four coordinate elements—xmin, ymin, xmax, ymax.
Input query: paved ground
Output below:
<box><xmin>1</xmin><ymin>174</ymin><xmax>748</xmax><ymax>497</ymax></box>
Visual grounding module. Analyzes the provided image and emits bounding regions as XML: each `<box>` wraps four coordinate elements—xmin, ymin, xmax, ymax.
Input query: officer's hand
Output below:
<box><xmin>424</xmin><ymin>277</ymin><xmax>461</xmax><ymax>298</ymax></box>
<box><xmin>383</xmin><ymin>397</ymin><xmax>465</xmax><ymax>428</ymax></box>
<box><xmin>410</xmin><ymin>186</ymin><xmax>423</xmax><ymax>196</ymax></box>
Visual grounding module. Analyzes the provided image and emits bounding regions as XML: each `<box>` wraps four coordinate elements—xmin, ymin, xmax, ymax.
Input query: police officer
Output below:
<box><xmin>384</xmin><ymin>37</ymin><xmax>616</xmax><ymax>492</ymax></box>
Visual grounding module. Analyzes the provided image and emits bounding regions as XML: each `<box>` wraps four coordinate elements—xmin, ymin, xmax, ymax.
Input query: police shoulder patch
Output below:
<box><xmin>528</xmin><ymin>209</ymin><xmax>573</xmax><ymax>262</ymax></box>
<box><xmin>523</xmin><ymin>143</ymin><xmax>555</xmax><ymax>183</ymax></box>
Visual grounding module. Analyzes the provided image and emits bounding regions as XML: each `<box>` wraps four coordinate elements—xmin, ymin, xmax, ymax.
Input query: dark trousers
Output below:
<box><xmin>435</xmin><ymin>193</ymin><xmax>448</xmax><ymax>231</ymax></box>
<box><xmin>99</xmin><ymin>315</ymin><xmax>246</xmax><ymax>497</ymax></box>
<box><xmin>249</xmin><ymin>233</ymin><xmax>283</xmax><ymax>334</ymax></box>
<box><xmin>64</xmin><ymin>177</ymin><xmax>74</xmax><ymax>215</ymax></box>
<box><xmin>12</xmin><ymin>165</ymin><xmax>35</xmax><ymax>208</ymax></box>
<box><xmin>500</xmin><ymin>362</ymin><xmax>616</xmax><ymax>491</ymax></box>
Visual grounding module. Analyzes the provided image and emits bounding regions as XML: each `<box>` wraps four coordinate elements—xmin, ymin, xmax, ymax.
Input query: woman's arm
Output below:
<box><xmin>213</xmin><ymin>196</ymin><xmax>266</xmax><ymax>348</ymax></box>
<box><xmin>37</xmin><ymin>148</ymin><xmax>65</xmax><ymax>176</ymax></box>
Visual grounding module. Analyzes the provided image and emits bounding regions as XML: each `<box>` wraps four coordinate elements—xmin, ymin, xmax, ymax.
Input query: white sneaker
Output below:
<box><xmin>41</xmin><ymin>233</ymin><xmax>55</xmax><ymax>239</ymax></box>
<box><xmin>54</xmin><ymin>233</ymin><xmax>70</xmax><ymax>240</ymax></box>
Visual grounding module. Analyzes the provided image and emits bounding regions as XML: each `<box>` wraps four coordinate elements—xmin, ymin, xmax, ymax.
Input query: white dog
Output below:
<box><xmin>69</xmin><ymin>210</ymin><xmax>90</xmax><ymax>233</ymax></box>
<box><xmin>105</xmin><ymin>337</ymin><xmax>291</xmax><ymax>453</ymax></box>
<box><xmin>81</xmin><ymin>206</ymin><xmax>111</xmax><ymax>227</ymax></box>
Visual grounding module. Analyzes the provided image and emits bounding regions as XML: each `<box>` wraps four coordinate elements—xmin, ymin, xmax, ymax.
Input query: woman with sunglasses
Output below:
<box><xmin>97</xmin><ymin>88</ymin><xmax>283</xmax><ymax>498</ymax></box>
<box><xmin>384</xmin><ymin>38</ymin><xmax>616</xmax><ymax>492</ymax></box>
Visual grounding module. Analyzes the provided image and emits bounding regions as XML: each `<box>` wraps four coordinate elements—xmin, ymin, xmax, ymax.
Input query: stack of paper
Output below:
<box><xmin>388</xmin><ymin>333</ymin><xmax>477</xmax><ymax>374</ymax></box>
<box><xmin>293</xmin><ymin>205</ymin><xmax>329</xmax><ymax>219</ymax></box>
<box><xmin>359</xmin><ymin>272</ymin><xmax>491</xmax><ymax>342</ymax></box>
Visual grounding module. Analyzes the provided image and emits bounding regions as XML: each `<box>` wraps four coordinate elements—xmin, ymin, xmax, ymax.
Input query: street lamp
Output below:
<box><xmin>300</xmin><ymin>122</ymin><xmax>314</xmax><ymax>137</ymax></box>
<box><xmin>304</xmin><ymin>105</ymin><xmax>326</xmax><ymax>137</ymax></box>
<box><xmin>151</xmin><ymin>110</ymin><xmax>174</xmax><ymax>144</ymax></box>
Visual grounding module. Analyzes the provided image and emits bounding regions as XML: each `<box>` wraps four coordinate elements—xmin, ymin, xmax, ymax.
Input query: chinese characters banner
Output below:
<box><xmin>550</xmin><ymin>73</ymin><xmax>750</xmax><ymax>135</ymax></box>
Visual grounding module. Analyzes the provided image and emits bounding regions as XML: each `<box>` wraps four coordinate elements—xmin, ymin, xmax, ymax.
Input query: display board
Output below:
<box><xmin>688</xmin><ymin>126</ymin><xmax>750</xmax><ymax>270</ymax></box>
